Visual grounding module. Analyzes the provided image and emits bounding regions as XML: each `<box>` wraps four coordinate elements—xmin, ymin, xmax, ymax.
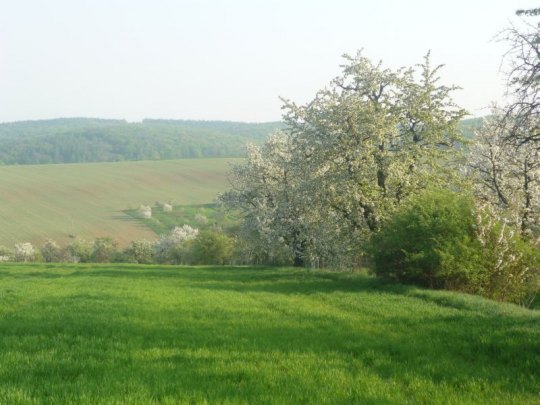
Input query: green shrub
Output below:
<box><xmin>91</xmin><ymin>237</ymin><xmax>119</xmax><ymax>263</ymax></box>
<box><xmin>0</xmin><ymin>245</ymin><xmax>12</xmax><ymax>262</ymax></box>
<box><xmin>191</xmin><ymin>231</ymin><xmax>235</xmax><ymax>265</ymax></box>
<box><xmin>369</xmin><ymin>189</ymin><xmax>483</xmax><ymax>289</ymax></box>
<box><xmin>123</xmin><ymin>240</ymin><xmax>155</xmax><ymax>264</ymax></box>
<box><xmin>370</xmin><ymin>189</ymin><xmax>540</xmax><ymax>306</ymax></box>
<box><xmin>475</xmin><ymin>204</ymin><xmax>540</xmax><ymax>306</ymax></box>
<box><xmin>66</xmin><ymin>239</ymin><xmax>93</xmax><ymax>263</ymax></box>
<box><xmin>41</xmin><ymin>239</ymin><xmax>64</xmax><ymax>262</ymax></box>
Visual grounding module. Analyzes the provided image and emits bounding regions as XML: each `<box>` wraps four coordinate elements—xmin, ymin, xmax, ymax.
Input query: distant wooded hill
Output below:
<box><xmin>0</xmin><ymin>117</ymin><xmax>482</xmax><ymax>165</ymax></box>
<box><xmin>0</xmin><ymin>118</ymin><xmax>283</xmax><ymax>164</ymax></box>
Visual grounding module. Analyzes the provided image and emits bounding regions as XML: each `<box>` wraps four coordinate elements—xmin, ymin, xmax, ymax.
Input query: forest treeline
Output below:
<box><xmin>0</xmin><ymin>117</ymin><xmax>479</xmax><ymax>165</ymax></box>
<box><xmin>0</xmin><ymin>118</ymin><xmax>283</xmax><ymax>164</ymax></box>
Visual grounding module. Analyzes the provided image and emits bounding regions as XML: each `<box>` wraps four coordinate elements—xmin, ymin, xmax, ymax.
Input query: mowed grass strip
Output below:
<box><xmin>0</xmin><ymin>159</ymin><xmax>238</xmax><ymax>247</ymax></box>
<box><xmin>0</xmin><ymin>264</ymin><xmax>538</xmax><ymax>404</ymax></box>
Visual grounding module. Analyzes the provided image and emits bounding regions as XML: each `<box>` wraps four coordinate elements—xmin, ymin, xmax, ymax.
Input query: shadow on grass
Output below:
<box><xmin>0</xmin><ymin>285</ymin><xmax>538</xmax><ymax>402</ymax></box>
<box><xmin>1</xmin><ymin>264</ymin><xmax>536</xmax><ymax>315</ymax></box>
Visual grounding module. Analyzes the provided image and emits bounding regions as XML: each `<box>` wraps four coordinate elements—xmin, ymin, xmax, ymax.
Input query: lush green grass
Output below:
<box><xmin>125</xmin><ymin>203</ymin><xmax>239</xmax><ymax>236</ymax></box>
<box><xmin>0</xmin><ymin>159</ymin><xmax>238</xmax><ymax>247</ymax></box>
<box><xmin>0</xmin><ymin>264</ymin><xmax>537</xmax><ymax>403</ymax></box>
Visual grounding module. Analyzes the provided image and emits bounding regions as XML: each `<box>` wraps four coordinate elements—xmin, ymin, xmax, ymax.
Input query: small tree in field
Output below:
<box><xmin>154</xmin><ymin>225</ymin><xmax>198</xmax><ymax>264</ymax></box>
<box><xmin>65</xmin><ymin>239</ymin><xmax>93</xmax><ymax>263</ymax></box>
<box><xmin>138</xmin><ymin>205</ymin><xmax>152</xmax><ymax>219</ymax></box>
<box><xmin>91</xmin><ymin>237</ymin><xmax>119</xmax><ymax>263</ymax></box>
<box><xmin>191</xmin><ymin>231</ymin><xmax>235</xmax><ymax>265</ymax></box>
<box><xmin>124</xmin><ymin>240</ymin><xmax>155</xmax><ymax>264</ymax></box>
<box><xmin>41</xmin><ymin>239</ymin><xmax>64</xmax><ymax>263</ymax></box>
<box><xmin>470</xmin><ymin>111</ymin><xmax>540</xmax><ymax>238</ymax></box>
<box><xmin>14</xmin><ymin>242</ymin><xmax>36</xmax><ymax>262</ymax></box>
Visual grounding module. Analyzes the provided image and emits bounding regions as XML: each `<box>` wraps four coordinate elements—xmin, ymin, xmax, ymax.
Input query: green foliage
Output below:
<box><xmin>0</xmin><ymin>118</ymin><xmax>282</xmax><ymax>165</ymax></box>
<box><xmin>191</xmin><ymin>231</ymin><xmax>235</xmax><ymax>265</ymax></box>
<box><xmin>370</xmin><ymin>189</ymin><xmax>482</xmax><ymax>289</ymax></box>
<box><xmin>65</xmin><ymin>239</ymin><xmax>93</xmax><ymax>263</ymax></box>
<box><xmin>91</xmin><ymin>237</ymin><xmax>119</xmax><ymax>263</ymax></box>
<box><xmin>40</xmin><ymin>239</ymin><xmax>64</xmax><ymax>263</ymax></box>
<box><xmin>0</xmin><ymin>245</ymin><xmax>12</xmax><ymax>259</ymax></box>
<box><xmin>371</xmin><ymin>190</ymin><xmax>540</xmax><ymax>306</ymax></box>
<box><xmin>224</xmin><ymin>51</ymin><xmax>468</xmax><ymax>269</ymax></box>
<box><xmin>0</xmin><ymin>264</ymin><xmax>537</xmax><ymax>403</ymax></box>
<box><xmin>123</xmin><ymin>240</ymin><xmax>155</xmax><ymax>264</ymax></box>
<box><xmin>475</xmin><ymin>205</ymin><xmax>540</xmax><ymax>306</ymax></box>
<box><xmin>125</xmin><ymin>203</ymin><xmax>239</xmax><ymax>236</ymax></box>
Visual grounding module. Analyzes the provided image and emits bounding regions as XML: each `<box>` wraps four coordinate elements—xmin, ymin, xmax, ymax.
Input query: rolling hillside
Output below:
<box><xmin>0</xmin><ymin>159</ymin><xmax>236</xmax><ymax>247</ymax></box>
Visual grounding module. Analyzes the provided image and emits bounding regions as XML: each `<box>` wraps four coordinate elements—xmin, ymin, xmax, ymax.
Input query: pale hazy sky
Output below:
<box><xmin>1</xmin><ymin>0</ymin><xmax>538</xmax><ymax>123</ymax></box>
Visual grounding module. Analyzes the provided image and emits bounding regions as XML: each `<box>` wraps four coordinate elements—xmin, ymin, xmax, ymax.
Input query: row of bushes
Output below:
<box><xmin>369</xmin><ymin>190</ymin><xmax>540</xmax><ymax>307</ymax></box>
<box><xmin>0</xmin><ymin>226</ymin><xmax>236</xmax><ymax>266</ymax></box>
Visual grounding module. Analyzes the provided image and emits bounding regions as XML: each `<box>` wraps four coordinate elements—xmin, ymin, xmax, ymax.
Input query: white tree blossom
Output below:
<box><xmin>470</xmin><ymin>111</ymin><xmax>540</xmax><ymax>238</ymax></box>
<box><xmin>14</xmin><ymin>242</ymin><xmax>35</xmax><ymax>262</ymax></box>
<box><xmin>138</xmin><ymin>205</ymin><xmax>152</xmax><ymax>219</ymax></box>
<box><xmin>222</xmin><ymin>52</ymin><xmax>468</xmax><ymax>267</ymax></box>
<box><xmin>154</xmin><ymin>225</ymin><xmax>199</xmax><ymax>264</ymax></box>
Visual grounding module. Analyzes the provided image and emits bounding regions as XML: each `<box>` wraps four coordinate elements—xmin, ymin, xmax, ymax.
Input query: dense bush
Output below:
<box><xmin>91</xmin><ymin>237</ymin><xmax>119</xmax><ymax>263</ymax></box>
<box><xmin>0</xmin><ymin>246</ymin><xmax>12</xmax><ymax>262</ymax></box>
<box><xmin>154</xmin><ymin>225</ymin><xmax>199</xmax><ymax>264</ymax></box>
<box><xmin>191</xmin><ymin>231</ymin><xmax>235</xmax><ymax>265</ymax></box>
<box><xmin>66</xmin><ymin>239</ymin><xmax>93</xmax><ymax>263</ymax></box>
<box><xmin>41</xmin><ymin>239</ymin><xmax>64</xmax><ymax>263</ymax></box>
<box><xmin>475</xmin><ymin>204</ymin><xmax>540</xmax><ymax>306</ymax></box>
<box><xmin>123</xmin><ymin>240</ymin><xmax>155</xmax><ymax>264</ymax></box>
<box><xmin>14</xmin><ymin>242</ymin><xmax>37</xmax><ymax>262</ymax></box>
<box><xmin>370</xmin><ymin>190</ymin><xmax>482</xmax><ymax>289</ymax></box>
<box><xmin>370</xmin><ymin>189</ymin><xmax>540</xmax><ymax>306</ymax></box>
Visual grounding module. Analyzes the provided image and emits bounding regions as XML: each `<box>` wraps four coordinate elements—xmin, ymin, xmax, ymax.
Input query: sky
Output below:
<box><xmin>1</xmin><ymin>0</ymin><xmax>538</xmax><ymax>123</ymax></box>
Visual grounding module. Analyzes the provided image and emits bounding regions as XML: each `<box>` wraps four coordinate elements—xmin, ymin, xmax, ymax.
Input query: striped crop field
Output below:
<box><xmin>0</xmin><ymin>159</ymin><xmax>238</xmax><ymax>247</ymax></box>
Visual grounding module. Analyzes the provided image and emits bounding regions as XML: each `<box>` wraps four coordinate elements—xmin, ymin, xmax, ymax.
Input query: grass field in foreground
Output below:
<box><xmin>0</xmin><ymin>159</ymin><xmax>237</xmax><ymax>247</ymax></box>
<box><xmin>0</xmin><ymin>264</ymin><xmax>538</xmax><ymax>404</ymax></box>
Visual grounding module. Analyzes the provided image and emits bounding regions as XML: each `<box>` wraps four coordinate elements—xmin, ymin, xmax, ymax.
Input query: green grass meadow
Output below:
<box><xmin>0</xmin><ymin>264</ymin><xmax>538</xmax><ymax>403</ymax></box>
<box><xmin>0</xmin><ymin>159</ymin><xmax>238</xmax><ymax>247</ymax></box>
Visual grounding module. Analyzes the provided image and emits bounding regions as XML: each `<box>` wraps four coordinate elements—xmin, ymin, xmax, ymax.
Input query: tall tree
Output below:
<box><xmin>223</xmin><ymin>52</ymin><xmax>467</xmax><ymax>267</ymax></box>
<box><xmin>470</xmin><ymin>110</ymin><xmax>540</xmax><ymax>238</ymax></box>
<box><xmin>500</xmin><ymin>10</ymin><xmax>540</xmax><ymax>147</ymax></box>
<box><xmin>283</xmin><ymin>51</ymin><xmax>467</xmax><ymax>237</ymax></box>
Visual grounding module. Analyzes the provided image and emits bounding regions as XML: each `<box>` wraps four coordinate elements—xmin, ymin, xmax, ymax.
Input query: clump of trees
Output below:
<box><xmin>370</xmin><ymin>189</ymin><xmax>539</xmax><ymax>306</ymax></box>
<box><xmin>2</xmin><ymin>225</ymin><xmax>236</xmax><ymax>267</ymax></box>
<box><xmin>221</xmin><ymin>51</ymin><xmax>468</xmax><ymax>268</ymax></box>
<box><xmin>220</xmin><ymin>10</ymin><xmax>540</xmax><ymax>306</ymax></box>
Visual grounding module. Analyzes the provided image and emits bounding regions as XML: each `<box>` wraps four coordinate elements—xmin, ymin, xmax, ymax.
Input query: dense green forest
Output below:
<box><xmin>0</xmin><ymin>118</ymin><xmax>283</xmax><ymax>164</ymax></box>
<box><xmin>0</xmin><ymin>117</ymin><xmax>480</xmax><ymax>165</ymax></box>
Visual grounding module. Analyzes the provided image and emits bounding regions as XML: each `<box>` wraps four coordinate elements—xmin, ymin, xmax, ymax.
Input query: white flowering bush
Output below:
<box><xmin>14</xmin><ymin>242</ymin><xmax>36</xmax><ymax>262</ymax></box>
<box><xmin>170</xmin><ymin>225</ymin><xmax>199</xmax><ymax>242</ymax></box>
<box><xmin>138</xmin><ymin>205</ymin><xmax>152</xmax><ymax>219</ymax></box>
<box><xmin>124</xmin><ymin>240</ymin><xmax>155</xmax><ymax>264</ymax></box>
<box><xmin>154</xmin><ymin>225</ymin><xmax>199</xmax><ymax>264</ymax></box>
<box><xmin>194</xmin><ymin>213</ymin><xmax>208</xmax><ymax>224</ymax></box>
<box><xmin>475</xmin><ymin>203</ymin><xmax>540</xmax><ymax>306</ymax></box>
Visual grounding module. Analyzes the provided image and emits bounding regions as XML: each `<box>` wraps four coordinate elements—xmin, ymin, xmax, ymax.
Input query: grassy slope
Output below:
<box><xmin>0</xmin><ymin>159</ymin><xmax>237</xmax><ymax>247</ymax></box>
<box><xmin>0</xmin><ymin>264</ymin><xmax>537</xmax><ymax>404</ymax></box>
<box><xmin>124</xmin><ymin>203</ymin><xmax>239</xmax><ymax>235</ymax></box>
